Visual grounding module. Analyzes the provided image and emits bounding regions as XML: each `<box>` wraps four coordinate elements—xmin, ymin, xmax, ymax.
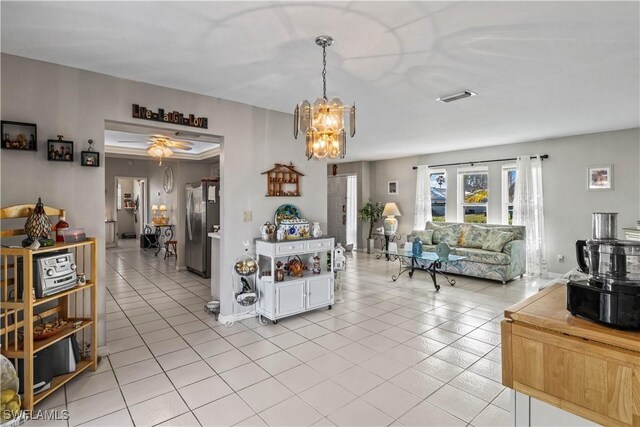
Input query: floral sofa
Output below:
<box><xmin>408</xmin><ymin>221</ymin><xmax>526</xmax><ymax>283</ymax></box>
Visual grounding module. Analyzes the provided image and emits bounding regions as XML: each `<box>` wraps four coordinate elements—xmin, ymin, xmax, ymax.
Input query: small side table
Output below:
<box><xmin>373</xmin><ymin>232</ymin><xmax>403</xmax><ymax>261</ymax></box>
<box><xmin>143</xmin><ymin>224</ymin><xmax>175</xmax><ymax>257</ymax></box>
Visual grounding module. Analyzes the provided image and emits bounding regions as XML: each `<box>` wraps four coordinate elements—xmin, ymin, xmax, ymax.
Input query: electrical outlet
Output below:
<box><xmin>558</xmin><ymin>254</ymin><xmax>565</xmax><ymax>263</ymax></box>
<box><xmin>243</xmin><ymin>211</ymin><xmax>252</xmax><ymax>222</ymax></box>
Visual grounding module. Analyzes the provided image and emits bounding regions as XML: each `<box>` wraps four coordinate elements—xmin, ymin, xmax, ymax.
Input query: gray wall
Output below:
<box><xmin>369</xmin><ymin>128</ymin><xmax>640</xmax><ymax>274</ymax></box>
<box><xmin>1</xmin><ymin>53</ymin><xmax>328</xmax><ymax>335</ymax></box>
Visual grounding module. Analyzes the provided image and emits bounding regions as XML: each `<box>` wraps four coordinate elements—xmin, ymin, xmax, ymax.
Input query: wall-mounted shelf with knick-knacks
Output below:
<box><xmin>262</xmin><ymin>162</ymin><xmax>304</xmax><ymax>197</ymax></box>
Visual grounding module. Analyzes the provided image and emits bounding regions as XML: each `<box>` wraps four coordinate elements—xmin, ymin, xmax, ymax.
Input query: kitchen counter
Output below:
<box><xmin>501</xmin><ymin>282</ymin><xmax>640</xmax><ymax>426</ymax></box>
<box><xmin>208</xmin><ymin>232</ymin><xmax>221</xmax><ymax>240</ymax></box>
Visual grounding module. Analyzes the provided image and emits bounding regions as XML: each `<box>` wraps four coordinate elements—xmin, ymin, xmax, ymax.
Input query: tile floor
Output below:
<box><xmin>28</xmin><ymin>239</ymin><xmax>546</xmax><ymax>427</ymax></box>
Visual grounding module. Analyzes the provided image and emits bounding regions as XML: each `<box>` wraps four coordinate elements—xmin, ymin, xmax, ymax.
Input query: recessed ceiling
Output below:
<box><xmin>105</xmin><ymin>130</ymin><xmax>220</xmax><ymax>160</ymax></box>
<box><xmin>2</xmin><ymin>1</ymin><xmax>638</xmax><ymax>161</ymax></box>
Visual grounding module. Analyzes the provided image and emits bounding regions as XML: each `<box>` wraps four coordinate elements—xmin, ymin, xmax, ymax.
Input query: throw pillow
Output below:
<box><xmin>426</xmin><ymin>222</ymin><xmax>463</xmax><ymax>246</ymax></box>
<box><xmin>462</xmin><ymin>225</ymin><xmax>490</xmax><ymax>249</ymax></box>
<box><xmin>482</xmin><ymin>230</ymin><xmax>515</xmax><ymax>252</ymax></box>
<box><xmin>411</xmin><ymin>229</ymin><xmax>434</xmax><ymax>246</ymax></box>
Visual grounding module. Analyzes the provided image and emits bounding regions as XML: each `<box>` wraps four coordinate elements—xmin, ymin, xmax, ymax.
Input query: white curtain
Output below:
<box><xmin>414</xmin><ymin>165</ymin><xmax>432</xmax><ymax>229</ymax></box>
<box><xmin>513</xmin><ymin>156</ymin><xmax>548</xmax><ymax>277</ymax></box>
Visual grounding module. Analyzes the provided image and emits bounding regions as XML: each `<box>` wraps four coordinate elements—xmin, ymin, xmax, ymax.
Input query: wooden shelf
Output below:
<box><xmin>33</xmin><ymin>359</ymin><xmax>93</xmax><ymax>405</ymax></box>
<box><xmin>33</xmin><ymin>282</ymin><xmax>95</xmax><ymax>307</ymax></box>
<box><xmin>0</xmin><ymin>238</ymin><xmax>96</xmax><ymax>255</ymax></box>
<box><xmin>2</xmin><ymin>319</ymin><xmax>93</xmax><ymax>358</ymax></box>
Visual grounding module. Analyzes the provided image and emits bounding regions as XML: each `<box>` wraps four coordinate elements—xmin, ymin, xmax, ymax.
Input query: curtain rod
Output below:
<box><xmin>412</xmin><ymin>154</ymin><xmax>549</xmax><ymax>170</ymax></box>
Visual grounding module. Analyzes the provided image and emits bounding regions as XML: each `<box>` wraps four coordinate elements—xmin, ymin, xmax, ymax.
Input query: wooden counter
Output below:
<box><xmin>501</xmin><ymin>283</ymin><xmax>640</xmax><ymax>427</ymax></box>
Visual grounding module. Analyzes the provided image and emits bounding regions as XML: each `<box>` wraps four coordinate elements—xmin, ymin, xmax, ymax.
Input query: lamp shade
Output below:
<box><xmin>383</xmin><ymin>202</ymin><xmax>401</xmax><ymax>217</ymax></box>
<box><xmin>159</xmin><ymin>205</ymin><xmax>167</xmax><ymax>211</ymax></box>
<box><xmin>151</xmin><ymin>205</ymin><xmax>159</xmax><ymax>211</ymax></box>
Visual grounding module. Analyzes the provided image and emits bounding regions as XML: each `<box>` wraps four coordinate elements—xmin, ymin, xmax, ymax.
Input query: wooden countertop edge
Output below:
<box><xmin>504</xmin><ymin>282</ymin><xmax>561</xmax><ymax>319</ymax></box>
<box><xmin>505</xmin><ymin>282</ymin><xmax>640</xmax><ymax>353</ymax></box>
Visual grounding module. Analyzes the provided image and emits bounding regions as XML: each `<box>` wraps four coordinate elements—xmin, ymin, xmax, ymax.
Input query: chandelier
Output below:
<box><xmin>294</xmin><ymin>35</ymin><xmax>356</xmax><ymax>160</ymax></box>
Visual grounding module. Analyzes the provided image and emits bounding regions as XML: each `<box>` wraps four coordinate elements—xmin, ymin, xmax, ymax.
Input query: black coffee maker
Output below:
<box><xmin>568</xmin><ymin>213</ymin><xmax>640</xmax><ymax>330</ymax></box>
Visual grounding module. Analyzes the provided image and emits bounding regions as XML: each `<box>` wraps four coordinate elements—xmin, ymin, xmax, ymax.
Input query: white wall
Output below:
<box><xmin>116</xmin><ymin>178</ymin><xmax>135</xmax><ymax>235</ymax></box>
<box><xmin>1</xmin><ymin>54</ymin><xmax>328</xmax><ymax>337</ymax></box>
<box><xmin>369</xmin><ymin>128</ymin><xmax>640</xmax><ymax>274</ymax></box>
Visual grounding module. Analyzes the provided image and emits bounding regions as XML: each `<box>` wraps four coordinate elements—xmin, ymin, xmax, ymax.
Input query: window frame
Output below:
<box><xmin>457</xmin><ymin>166</ymin><xmax>489</xmax><ymax>224</ymax></box>
<box><xmin>429</xmin><ymin>168</ymin><xmax>447</xmax><ymax>222</ymax></box>
<box><xmin>502</xmin><ymin>164</ymin><xmax>516</xmax><ymax>225</ymax></box>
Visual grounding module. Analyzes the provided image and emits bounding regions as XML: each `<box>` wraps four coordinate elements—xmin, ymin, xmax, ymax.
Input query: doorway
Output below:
<box><xmin>114</xmin><ymin>177</ymin><xmax>147</xmax><ymax>238</ymax></box>
<box><xmin>327</xmin><ymin>174</ymin><xmax>357</xmax><ymax>250</ymax></box>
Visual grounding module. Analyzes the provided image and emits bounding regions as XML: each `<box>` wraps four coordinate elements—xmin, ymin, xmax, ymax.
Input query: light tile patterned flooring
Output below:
<box><xmin>28</xmin><ymin>239</ymin><xmax>545</xmax><ymax>427</ymax></box>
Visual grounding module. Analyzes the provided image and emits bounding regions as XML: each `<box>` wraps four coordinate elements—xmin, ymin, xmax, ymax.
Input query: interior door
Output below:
<box><xmin>327</xmin><ymin>176</ymin><xmax>348</xmax><ymax>246</ymax></box>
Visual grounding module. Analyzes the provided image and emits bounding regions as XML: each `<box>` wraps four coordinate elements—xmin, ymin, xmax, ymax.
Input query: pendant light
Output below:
<box><xmin>294</xmin><ymin>35</ymin><xmax>356</xmax><ymax>160</ymax></box>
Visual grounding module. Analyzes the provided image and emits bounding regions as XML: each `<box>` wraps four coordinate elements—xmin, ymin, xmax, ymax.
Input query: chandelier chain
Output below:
<box><xmin>322</xmin><ymin>45</ymin><xmax>327</xmax><ymax>100</ymax></box>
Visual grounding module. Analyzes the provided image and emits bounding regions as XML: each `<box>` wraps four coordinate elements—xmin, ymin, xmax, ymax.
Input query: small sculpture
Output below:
<box><xmin>312</xmin><ymin>256</ymin><xmax>321</xmax><ymax>274</ymax></box>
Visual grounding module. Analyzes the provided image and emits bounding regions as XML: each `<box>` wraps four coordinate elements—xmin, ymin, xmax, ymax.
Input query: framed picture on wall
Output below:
<box><xmin>47</xmin><ymin>137</ymin><xmax>74</xmax><ymax>162</ymax></box>
<box><xmin>587</xmin><ymin>165</ymin><xmax>613</xmax><ymax>191</ymax></box>
<box><xmin>1</xmin><ymin>121</ymin><xmax>37</xmax><ymax>151</ymax></box>
<box><xmin>81</xmin><ymin>150</ymin><xmax>100</xmax><ymax>167</ymax></box>
<box><xmin>388</xmin><ymin>180</ymin><xmax>398</xmax><ymax>195</ymax></box>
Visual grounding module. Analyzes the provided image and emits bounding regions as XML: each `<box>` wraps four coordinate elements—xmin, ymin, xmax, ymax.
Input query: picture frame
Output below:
<box><xmin>388</xmin><ymin>180</ymin><xmax>398</xmax><ymax>195</ymax></box>
<box><xmin>81</xmin><ymin>151</ymin><xmax>100</xmax><ymax>167</ymax></box>
<box><xmin>1</xmin><ymin>121</ymin><xmax>37</xmax><ymax>151</ymax></box>
<box><xmin>587</xmin><ymin>164</ymin><xmax>613</xmax><ymax>191</ymax></box>
<box><xmin>47</xmin><ymin>138</ymin><xmax>74</xmax><ymax>162</ymax></box>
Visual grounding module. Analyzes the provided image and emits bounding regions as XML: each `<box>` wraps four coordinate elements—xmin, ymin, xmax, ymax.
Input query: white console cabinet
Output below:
<box><xmin>256</xmin><ymin>238</ymin><xmax>334</xmax><ymax>324</ymax></box>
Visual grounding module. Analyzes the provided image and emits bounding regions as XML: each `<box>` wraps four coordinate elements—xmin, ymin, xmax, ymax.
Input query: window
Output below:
<box><xmin>429</xmin><ymin>170</ymin><xmax>447</xmax><ymax>222</ymax></box>
<box><xmin>502</xmin><ymin>165</ymin><xmax>516</xmax><ymax>224</ymax></box>
<box><xmin>458</xmin><ymin>167</ymin><xmax>488</xmax><ymax>223</ymax></box>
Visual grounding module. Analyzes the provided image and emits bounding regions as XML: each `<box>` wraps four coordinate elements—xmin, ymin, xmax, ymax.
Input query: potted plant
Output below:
<box><xmin>359</xmin><ymin>198</ymin><xmax>384</xmax><ymax>254</ymax></box>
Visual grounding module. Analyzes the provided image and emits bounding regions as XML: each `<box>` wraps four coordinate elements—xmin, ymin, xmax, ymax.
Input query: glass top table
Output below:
<box><xmin>382</xmin><ymin>250</ymin><xmax>467</xmax><ymax>291</ymax></box>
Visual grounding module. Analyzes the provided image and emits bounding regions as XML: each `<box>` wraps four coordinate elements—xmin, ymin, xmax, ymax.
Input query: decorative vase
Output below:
<box><xmin>435</xmin><ymin>242</ymin><xmax>451</xmax><ymax>259</ymax></box>
<box><xmin>312</xmin><ymin>222</ymin><xmax>322</xmax><ymax>238</ymax></box>
<box><xmin>412</xmin><ymin>237</ymin><xmax>423</xmax><ymax>257</ymax></box>
<box><xmin>24</xmin><ymin>198</ymin><xmax>52</xmax><ymax>240</ymax></box>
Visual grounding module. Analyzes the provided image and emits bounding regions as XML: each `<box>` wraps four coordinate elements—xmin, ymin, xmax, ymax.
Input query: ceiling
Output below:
<box><xmin>2</xmin><ymin>2</ymin><xmax>639</xmax><ymax>161</ymax></box>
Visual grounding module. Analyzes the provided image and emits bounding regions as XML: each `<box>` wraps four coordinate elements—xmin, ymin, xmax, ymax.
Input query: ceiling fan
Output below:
<box><xmin>117</xmin><ymin>135</ymin><xmax>193</xmax><ymax>164</ymax></box>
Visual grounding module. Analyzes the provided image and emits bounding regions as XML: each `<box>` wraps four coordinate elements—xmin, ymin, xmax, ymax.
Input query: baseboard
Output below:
<box><xmin>217</xmin><ymin>311</ymin><xmax>255</xmax><ymax>324</ymax></box>
<box><xmin>176</xmin><ymin>265</ymin><xmax>187</xmax><ymax>272</ymax></box>
<box><xmin>98</xmin><ymin>345</ymin><xmax>110</xmax><ymax>357</ymax></box>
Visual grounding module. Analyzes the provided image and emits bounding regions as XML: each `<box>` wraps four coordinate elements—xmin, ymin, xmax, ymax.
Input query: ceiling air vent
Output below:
<box><xmin>436</xmin><ymin>90</ymin><xmax>477</xmax><ymax>103</ymax></box>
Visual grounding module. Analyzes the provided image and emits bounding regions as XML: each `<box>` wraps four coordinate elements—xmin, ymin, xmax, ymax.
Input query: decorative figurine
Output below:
<box><xmin>312</xmin><ymin>256</ymin><xmax>321</xmax><ymax>274</ymax></box>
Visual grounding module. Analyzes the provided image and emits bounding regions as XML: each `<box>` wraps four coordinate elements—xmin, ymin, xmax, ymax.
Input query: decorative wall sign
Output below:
<box><xmin>2</xmin><ymin>121</ymin><xmax>37</xmax><ymax>151</ymax></box>
<box><xmin>132</xmin><ymin>104</ymin><xmax>208</xmax><ymax>129</ymax></box>
<box><xmin>47</xmin><ymin>136</ymin><xmax>73</xmax><ymax>162</ymax></box>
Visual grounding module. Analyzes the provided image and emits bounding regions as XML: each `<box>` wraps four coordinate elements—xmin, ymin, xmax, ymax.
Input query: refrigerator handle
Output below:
<box><xmin>186</xmin><ymin>189</ymin><xmax>193</xmax><ymax>241</ymax></box>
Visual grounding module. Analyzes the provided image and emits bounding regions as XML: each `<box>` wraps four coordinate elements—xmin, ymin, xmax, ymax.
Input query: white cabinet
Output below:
<box><xmin>306</xmin><ymin>276</ymin><xmax>333</xmax><ymax>310</ymax></box>
<box><xmin>256</xmin><ymin>238</ymin><xmax>335</xmax><ymax>323</ymax></box>
<box><xmin>275</xmin><ymin>280</ymin><xmax>306</xmax><ymax>317</ymax></box>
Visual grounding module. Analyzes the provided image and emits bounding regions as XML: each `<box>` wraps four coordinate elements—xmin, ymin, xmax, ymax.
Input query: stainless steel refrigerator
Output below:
<box><xmin>185</xmin><ymin>179</ymin><xmax>220</xmax><ymax>278</ymax></box>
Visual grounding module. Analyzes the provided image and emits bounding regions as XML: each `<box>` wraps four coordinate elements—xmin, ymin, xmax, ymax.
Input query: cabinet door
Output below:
<box><xmin>275</xmin><ymin>280</ymin><xmax>306</xmax><ymax>317</ymax></box>
<box><xmin>306</xmin><ymin>276</ymin><xmax>333</xmax><ymax>310</ymax></box>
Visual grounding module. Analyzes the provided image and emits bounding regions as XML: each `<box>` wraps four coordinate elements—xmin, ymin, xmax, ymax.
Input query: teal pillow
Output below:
<box><xmin>410</xmin><ymin>229</ymin><xmax>434</xmax><ymax>245</ymax></box>
<box><xmin>482</xmin><ymin>230</ymin><xmax>515</xmax><ymax>252</ymax></box>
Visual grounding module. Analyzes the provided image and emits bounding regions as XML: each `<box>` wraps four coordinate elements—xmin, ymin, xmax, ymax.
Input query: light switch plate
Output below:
<box><xmin>243</xmin><ymin>211</ymin><xmax>252</xmax><ymax>222</ymax></box>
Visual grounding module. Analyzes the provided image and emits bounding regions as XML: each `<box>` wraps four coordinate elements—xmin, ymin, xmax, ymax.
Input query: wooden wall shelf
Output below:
<box><xmin>262</xmin><ymin>163</ymin><xmax>303</xmax><ymax>197</ymax></box>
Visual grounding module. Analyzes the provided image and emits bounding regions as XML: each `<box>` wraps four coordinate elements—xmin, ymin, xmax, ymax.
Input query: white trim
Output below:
<box><xmin>217</xmin><ymin>312</ymin><xmax>255</xmax><ymax>325</ymax></box>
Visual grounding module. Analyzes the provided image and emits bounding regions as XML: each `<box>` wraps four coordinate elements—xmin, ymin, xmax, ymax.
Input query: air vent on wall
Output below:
<box><xmin>436</xmin><ymin>90</ymin><xmax>477</xmax><ymax>103</ymax></box>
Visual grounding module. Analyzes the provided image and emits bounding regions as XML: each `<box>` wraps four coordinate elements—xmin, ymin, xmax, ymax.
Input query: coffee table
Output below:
<box><xmin>385</xmin><ymin>250</ymin><xmax>466</xmax><ymax>291</ymax></box>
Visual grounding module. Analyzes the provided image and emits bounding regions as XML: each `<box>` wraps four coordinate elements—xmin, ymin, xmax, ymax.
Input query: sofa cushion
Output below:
<box><xmin>482</xmin><ymin>230</ymin><xmax>515</xmax><ymax>252</ymax></box>
<box><xmin>451</xmin><ymin>247</ymin><xmax>511</xmax><ymax>265</ymax></box>
<box><xmin>461</xmin><ymin>225</ymin><xmax>490</xmax><ymax>249</ymax></box>
<box><xmin>426</xmin><ymin>222</ymin><xmax>463</xmax><ymax>246</ymax></box>
<box><xmin>410</xmin><ymin>229</ymin><xmax>434</xmax><ymax>246</ymax></box>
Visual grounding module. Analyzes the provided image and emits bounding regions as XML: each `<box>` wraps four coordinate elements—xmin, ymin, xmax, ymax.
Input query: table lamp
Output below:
<box><xmin>383</xmin><ymin>202</ymin><xmax>401</xmax><ymax>235</ymax></box>
<box><xmin>159</xmin><ymin>205</ymin><xmax>168</xmax><ymax>225</ymax></box>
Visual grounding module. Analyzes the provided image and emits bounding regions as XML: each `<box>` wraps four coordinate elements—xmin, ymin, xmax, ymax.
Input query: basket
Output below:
<box><xmin>235</xmin><ymin>277</ymin><xmax>257</xmax><ymax>306</ymax></box>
